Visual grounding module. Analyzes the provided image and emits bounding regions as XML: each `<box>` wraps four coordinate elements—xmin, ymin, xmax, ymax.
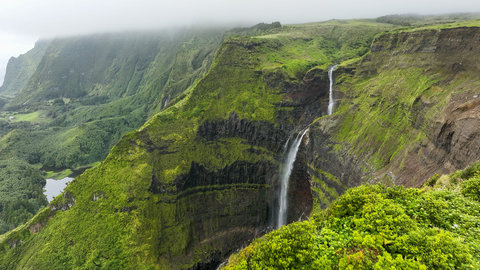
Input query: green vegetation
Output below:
<box><xmin>376</xmin><ymin>13</ymin><xmax>480</xmax><ymax>27</ymax></box>
<box><xmin>223</xmin><ymin>168</ymin><xmax>480</xmax><ymax>269</ymax></box>
<box><xmin>0</xmin><ymin>159</ymin><xmax>46</xmax><ymax>234</ymax></box>
<box><xmin>0</xmin><ymin>29</ymin><xmax>224</xmax><ymax>232</ymax></box>
<box><xmin>0</xmin><ymin>40</ymin><xmax>49</xmax><ymax>97</ymax></box>
<box><xmin>44</xmin><ymin>169</ymin><xmax>72</xmax><ymax>179</ymax></box>
<box><xmin>9</xmin><ymin>111</ymin><xmax>48</xmax><ymax>123</ymax></box>
<box><xmin>253</xmin><ymin>19</ymin><xmax>394</xmax><ymax>80</ymax></box>
<box><xmin>1</xmin><ymin>16</ymin><xmax>479</xmax><ymax>269</ymax></box>
<box><xmin>335</xmin><ymin>68</ymin><xmax>438</xmax><ymax>168</ymax></box>
<box><xmin>0</xmin><ymin>28</ymin><xmax>224</xmax><ymax>170</ymax></box>
<box><xmin>223</xmin><ymin>19</ymin><xmax>480</xmax><ymax>269</ymax></box>
<box><xmin>0</xmin><ymin>21</ymin><xmax>396</xmax><ymax>269</ymax></box>
<box><xmin>323</xmin><ymin>22</ymin><xmax>480</xmax><ymax>182</ymax></box>
<box><xmin>391</xmin><ymin>19</ymin><xmax>480</xmax><ymax>32</ymax></box>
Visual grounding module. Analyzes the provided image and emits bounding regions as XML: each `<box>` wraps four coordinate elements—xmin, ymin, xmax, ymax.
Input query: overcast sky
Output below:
<box><xmin>1</xmin><ymin>0</ymin><xmax>480</xmax><ymax>86</ymax></box>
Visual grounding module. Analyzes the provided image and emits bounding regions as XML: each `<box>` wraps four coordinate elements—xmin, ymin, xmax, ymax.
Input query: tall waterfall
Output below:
<box><xmin>277</xmin><ymin>128</ymin><xmax>309</xmax><ymax>228</ymax></box>
<box><xmin>327</xmin><ymin>65</ymin><xmax>338</xmax><ymax>115</ymax></box>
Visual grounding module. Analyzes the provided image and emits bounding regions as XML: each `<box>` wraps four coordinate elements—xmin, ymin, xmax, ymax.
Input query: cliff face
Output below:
<box><xmin>0</xmin><ymin>21</ymin><xmax>392</xmax><ymax>269</ymax></box>
<box><xmin>3</xmin><ymin>21</ymin><xmax>479</xmax><ymax>270</ymax></box>
<box><xmin>0</xmin><ymin>40</ymin><xmax>49</xmax><ymax>97</ymax></box>
<box><xmin>7</xmin><ymin>30</ymin><xmax>222</xmax><ymax>110</ymax></box>
<box><xmin>304</xmin><ymin>26</ymin><xmax>480</xmax><ymax>189</ymax></box>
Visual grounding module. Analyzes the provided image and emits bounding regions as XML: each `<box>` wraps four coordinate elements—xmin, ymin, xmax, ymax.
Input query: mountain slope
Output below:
<box><xmin>1</xmin><ymin>29</ymin><xmax>224</xmax><ymax>170</ymax></box>
<box><xmin>0</xmin><ymin>40</ymin><xmax>49</xmax><ymax>98</ymax></box>
<box><xmin>0</xmin><ymin>28</ymin><xmax>224</xmax><ymax>234</ymax></box>
<box><xmin>0</xmin><ymin>20</ymin><xmax>395</xmax><ymax>269</ymax></box>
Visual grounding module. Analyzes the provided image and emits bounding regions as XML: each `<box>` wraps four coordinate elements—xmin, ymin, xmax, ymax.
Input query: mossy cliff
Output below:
<box><xmin>2</xmin><ymin>19</ymin><xmax>480</xmax><ymax>269</ymax></box>
<box><xmin>0</xmin><ymin>29</ymin><xmax>224</xmax><ymax>235</ymax></box>
<box><xmin>0</xmin><ymin>21</ymin><xmax>394</xmax><ymax>269</ymax></box>
<box><xmin>0</xmin><ymin>40</ymin><xmax>49</xmax><ymax>98</ymax></box>
<box><xmin>304</xmin><ymin>24</ymin><xmax>480</xmax><ymax>195</ymax></box>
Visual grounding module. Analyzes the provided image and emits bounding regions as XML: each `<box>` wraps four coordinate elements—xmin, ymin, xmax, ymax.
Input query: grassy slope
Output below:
<box><xmin>0</xmin><ymin>29</ymin><xmax>223</xmax><ymax>235</ymax></box>
<box><xmin>0</xmin><ymin>21</ymin><xmax>396</xmax><ymax>269</ymax></box>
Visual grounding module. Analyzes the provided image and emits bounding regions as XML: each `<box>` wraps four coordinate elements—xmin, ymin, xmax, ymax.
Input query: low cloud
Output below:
<box><xmin>1</xmin><ymin>0</ymin><xmax>479</xmax><ymax>38</ymax></box>
<box><xmin>1</xmin><ymin>0</ymin><xmax>479</xmax><ymax>85</ymax></box>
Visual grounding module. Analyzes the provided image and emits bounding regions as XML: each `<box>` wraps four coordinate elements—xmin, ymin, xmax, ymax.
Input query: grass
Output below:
<box><xmin>44</xmin><ymin>169</ymin><xmax>73</xmax><ymax>179</ymax></box>
<box><xmin>2</xmin><ymin>111</ymin><xmax>49</xmax><ymax>123</ymax></box>
<box><xmin>0</xmin><ymin>20</ymin><xmax>396</xmax><ymax>269</ymax></box>
<box><xmin>393</xmin><ymin>19</ymin><xmax>480</xmax><ymax>33</ymax></box>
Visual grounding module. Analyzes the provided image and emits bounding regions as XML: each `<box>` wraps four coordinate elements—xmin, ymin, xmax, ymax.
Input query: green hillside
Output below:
<box><xmin>1</xmin><ymin>15</ymin><xmax>480</xmax><ymax>269</ymax></box>
<box><xmin>0</xmin><ymin>28</ymin><xmax>224</xmax><ymax>234</ymax></box>
<box><xmin>0</xmin><ymin>20</ymin><xmax>396</xmax><ymax>269</ymax></box>
<box><xmin>0</xmin><ymin>40</ymin><xmax>49</xmax><ymax>98</ymax></box>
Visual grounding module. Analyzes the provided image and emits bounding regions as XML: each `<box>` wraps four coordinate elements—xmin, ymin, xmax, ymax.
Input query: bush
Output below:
<box><xmin>223</xmin><ymin>184</ymin><xmax>480</xmax><ymax>269</ymax></box>
<box><xmin>461</xmin><ymin>176</ymin><xmax>480</xmax><ymax>201</ymax></box>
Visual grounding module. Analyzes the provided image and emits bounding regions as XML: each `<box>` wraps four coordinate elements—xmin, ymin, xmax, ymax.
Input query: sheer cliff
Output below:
<box><xmin>0</xmin><ymin>40</ymin><xmax>49</xmax><ymax>98</ymax></box>
<box><xmin>0</xmin><ymin>21</ymin><xmax>393</xmax><ymax>269</ymax></box>
<box><xmin>305</xmin><ymin>24</ymin><xmax>480</xmax><ymax>191</ymax></box>
<box><xmin>1</xmin><ymin>19</ymin><xmax>480</xmax><ymax>270</ymax></box>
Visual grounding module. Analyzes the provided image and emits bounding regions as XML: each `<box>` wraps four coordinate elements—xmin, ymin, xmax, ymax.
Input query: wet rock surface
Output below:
<box><xmin>176</xmin><ymin>160</ymin><xmax>276</xmax><ymax>191</ymax></box>
<box><xmin>197</xmin><ymin>112</ymin><xmax>287</xmax><ymax>152</ymax></box>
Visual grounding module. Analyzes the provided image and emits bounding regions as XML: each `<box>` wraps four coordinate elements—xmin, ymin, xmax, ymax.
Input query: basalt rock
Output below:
<box><xmin>176</xmin><ymin>160</ymin><xmax>276</xmax><ymax>191</ymax></box>
<box><xmin>197</xmin><ymin>112</ymin><xmax>287</xmax><ymax>152</ymax></box>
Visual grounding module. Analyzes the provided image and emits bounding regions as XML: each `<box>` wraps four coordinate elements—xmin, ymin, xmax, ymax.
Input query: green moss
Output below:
<box><xmin>334</xmin><ymin>68</ymin><xmax>438</xmax><ymax>168</ymax></box>
<box><xmin>0</xmin><ymin>20</ymin><xmax>414</xmax><ymax>269</ymax></box>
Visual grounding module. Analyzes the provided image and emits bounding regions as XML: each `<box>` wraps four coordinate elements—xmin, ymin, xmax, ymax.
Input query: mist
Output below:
<box><xmin>1</xmin><ymin>0</ymin><xmax>480</xmax><ymax>85</ymax></box>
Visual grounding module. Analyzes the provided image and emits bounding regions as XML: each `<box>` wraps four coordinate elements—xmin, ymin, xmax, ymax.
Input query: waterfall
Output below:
<box><xmin>277</xmin><ymin>128</ymin><xmax>309</xmax><ymax>228</ymax></box>
<box><xmin>327</xmin><ymin>64</ymin><xmax>338</xmax><ymax>115</ymax></box>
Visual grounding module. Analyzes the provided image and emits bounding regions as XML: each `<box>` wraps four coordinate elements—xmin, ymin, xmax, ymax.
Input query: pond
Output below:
<box><xmin>43</xmin><ymin>177</ymin><xmax>74</xmax><ymax>202</ymax></box>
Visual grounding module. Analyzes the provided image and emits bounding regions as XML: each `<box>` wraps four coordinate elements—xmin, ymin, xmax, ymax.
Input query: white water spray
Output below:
<box><xmin>327</xmin><ymin>65</ymin><xmax>338</xmax><ymax>115</ymax></box>
<box><xmin>277</xmin><ymin>128</ymin><xmax>309</xmax><ymax>228</ymax></box>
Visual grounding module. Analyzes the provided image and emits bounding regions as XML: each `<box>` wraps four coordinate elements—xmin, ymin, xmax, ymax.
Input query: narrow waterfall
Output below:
<box><xmin>327</xmin><ymin>64</ymin><xmax>338</xmax><ymax>115</ymax></box>
<box><xmin>277</xmin><ymin>128</ymin><xmax>309</xmax><ymax>228</ymax></box>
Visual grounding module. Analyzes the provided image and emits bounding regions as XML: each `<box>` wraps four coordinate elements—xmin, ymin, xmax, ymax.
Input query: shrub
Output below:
<box><xmin>461</xmin><ymin>176</ymin><xmax>480</xmax><ymax>201</ymax></box>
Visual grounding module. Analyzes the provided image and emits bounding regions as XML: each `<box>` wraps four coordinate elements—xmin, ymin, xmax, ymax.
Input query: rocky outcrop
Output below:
<box><xmin>305</xmin><ymin>118</ymin><xmax>372</xmax><ymax>188</ymax></box>
<box><xmin>396</xmin><ymin>94</ymin><xmax>480</xmax><ymax>186</ymax></box>
<box><xmin>49</xmin><ymin>191</ymin><xmax>75</xmax><ymax>212</ymax></box>
<box><xmin>176</xmin><ymin>160</ymin><xmax>276</xmax><ymax>191</ymax></box>
<box><xmin>197</xmin><ymin>112</ymin><xmax>287</xmax><ymax>152</ymax></box>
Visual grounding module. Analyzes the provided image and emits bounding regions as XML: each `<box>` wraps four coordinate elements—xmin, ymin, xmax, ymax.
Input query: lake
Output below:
<box><xmin>44</xmin><ymin>177</ymin><xmax>74</xmax><ymax>202</ymax></box>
